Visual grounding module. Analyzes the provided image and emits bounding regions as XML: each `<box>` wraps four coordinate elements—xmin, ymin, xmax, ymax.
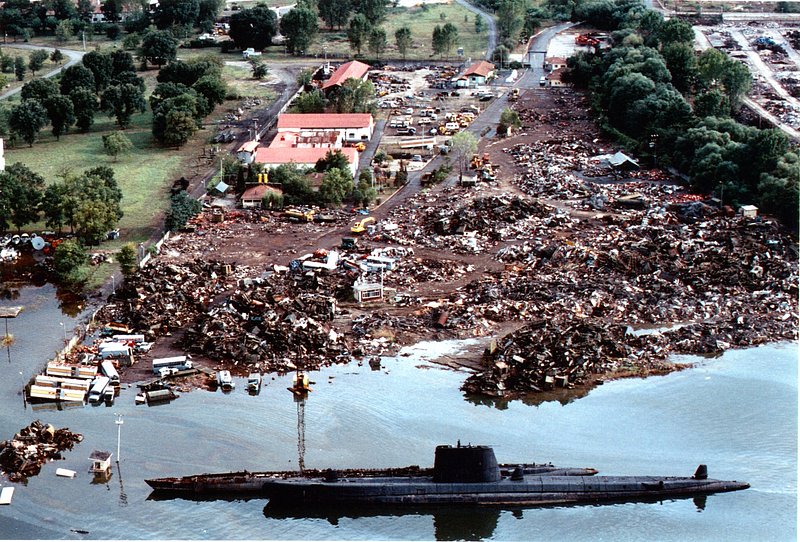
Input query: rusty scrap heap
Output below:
<box><xmin>0</xmin><ymin>421</ymin><xmax>83</xmax><ymax>482</ymax></box>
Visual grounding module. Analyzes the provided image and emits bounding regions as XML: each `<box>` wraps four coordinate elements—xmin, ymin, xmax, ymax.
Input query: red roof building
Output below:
<box><xmin>454</xmin><ymin>61</ymin><xmax>496</xmax><ymax>88</ymax></box>
<box><xmin>254</xmin><ymin>147</ymin><xmax>359</xmax><ymax>177</ymax></box>
<box><xmin>276</xmin><ymin>113</ymin><xmax>374</xmax><ymax>142</ymax></box>
<box><xmin>321</xmin><ymin>60</ymin><xmax>371</xmax><ymax>91</ymax></box>
<box><xmin>241</xmin><ymin>184</ymin><xmax>284</xmax><ymax>208</ymax></box>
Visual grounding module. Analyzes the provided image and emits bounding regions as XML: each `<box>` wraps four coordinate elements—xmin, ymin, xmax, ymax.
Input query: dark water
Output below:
<box><xmin>0</xmin><ymin>284</ymin><xmax>796</xmax><ymax>541</ymax></box>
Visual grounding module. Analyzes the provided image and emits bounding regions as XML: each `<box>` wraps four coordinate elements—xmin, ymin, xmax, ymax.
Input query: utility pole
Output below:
<box><xmin>115</xmin><ymin>413</ymin><xmax>124</xmax><ymax>463</ymax></box>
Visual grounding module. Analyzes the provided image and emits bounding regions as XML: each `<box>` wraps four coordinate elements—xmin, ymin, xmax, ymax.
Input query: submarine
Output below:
<box><xmin>145</xmin><ymin>450</ymin><xmax>596</xmax><ymax>496</ymax></box>
<box><xmin>259</xmin><ymin>443</ymin><xmax>749</xmax><ymax>507</ymax></box>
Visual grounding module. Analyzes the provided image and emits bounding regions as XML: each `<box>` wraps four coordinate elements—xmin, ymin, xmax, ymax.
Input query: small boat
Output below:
<box><xmin>247</xmin><ymin>373</ymin><xmax>262</xmax><ymax>394</ymax></box>
<box><xmin>260</xmin><ymin>444</ymin><xmax>749</xmax><ymax>508</ymax></box>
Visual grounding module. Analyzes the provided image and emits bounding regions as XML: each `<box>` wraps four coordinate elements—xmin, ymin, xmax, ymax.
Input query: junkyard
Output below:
<box><xmin>89</xmin><ymin>82</ymin><xmax>797</xmax><ymax>402</ymax></box>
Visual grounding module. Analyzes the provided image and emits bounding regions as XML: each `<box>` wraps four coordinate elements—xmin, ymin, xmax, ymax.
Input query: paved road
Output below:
<box><xmin>455</xmin><ymin>0</ymin><xmax>497</xmax><ymax>60</ymax></box>
<box><xmin>0</xmin><ymin>44</ymin><xmax>84</xmax><ymax>100</ymax></box>
<box><xmin>693</xmin><ymin>27</ymin><xmax>800</xmax><ymax>141</ymax></box>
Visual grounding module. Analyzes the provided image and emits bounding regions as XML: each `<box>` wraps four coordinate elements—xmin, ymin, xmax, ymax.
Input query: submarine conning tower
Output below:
<box><xmin>432</xmin><ymin>444</ymin><xmax>501</xmax><ymax>483</ymax></box>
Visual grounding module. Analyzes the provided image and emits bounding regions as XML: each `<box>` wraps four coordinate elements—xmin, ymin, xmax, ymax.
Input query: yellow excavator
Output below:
<box><xmin>351</xmin><ymin>216</ymin><xmax>375</xmax><ymax>234</ymax></box>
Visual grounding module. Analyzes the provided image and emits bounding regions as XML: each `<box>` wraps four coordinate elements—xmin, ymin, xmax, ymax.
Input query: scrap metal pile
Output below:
<box><xmin>0</xmin><ymin>421</ymin><xmax>82</xmax><ymax>482</ymax></box>
<box><xmin>383</xmin><ymin>192</ymin><xmax>572</xmax><ymax>254</ymax></box>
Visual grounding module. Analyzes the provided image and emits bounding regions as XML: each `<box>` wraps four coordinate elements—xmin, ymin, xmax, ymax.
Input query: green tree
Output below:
<box><xmin>155</xmin><ymin>0</ymin><xmax>200</xmax><ymax>29</ymax></box>
<box><xmin>292</xmin><ymin>89</ymin><xmax>326</xmax><ymax>113</ymax></box>
<box><xmin>14</xmin><ymin>56</ymin><xmax>26</xmax><ymax>81</ymax></box>
<box><xmin>475</xmin><ymin>14</ymin><xmax>484</xmax><ymax>33</ymax></box>
<box><xmin>27</xmin><ymin>49</ymin><xmax>49</xmax><ymax>75</ymax></box>
<box><xmin>102</xmin><ymin>131</ymin><xmax>133</xmax><ymax>161</ymax></box>
<box><xmin>44</xmin><ymin>95</ymin><xmax>75</xmax><ymax>140</ymax></box>
<box><xmin>138</xmin><ymin>29</ymin><xmax>179</xmax><ymax>68</ymax></box>
<box><xmin>348</xmin><ymin>13</ymin><xmax>372</xmax><ymax>55</ymax></box>
<box><xmin>59</xmin><ymin>64</ymin><xmax>95</xmax><ymax>95</ymax></box>
<box><xmin>368</xmin><ymin>27</ymin><xmax>387</xmax><ymax>58</ymax></box>
<box><xmin>165</xmin><ymin>191</ymin><xmax>202</xmax><ymax>231</ymax></box>
<box><xmin>102</xmin><ymin>0</ymin><xmax>123</xmax><ymax>22</ymax></box>
<box><xmin>229</xmin><ymin>6</ymin><xmax>278</xmax><ymax>50</ymax></box>
<box><xmin>497</xmin><ymin>0</ymin><xmax>525</xmax><ymax>45</ymax></box>
<box><xmin>21</xmin><ymin>77</ymin><xmax>58</xmax><ymax>103</ymax></box>
<box><xmin>319</xmin><ymin>0</ymin><xmax>351</xmax><ymax>29</ymax></box>
<box><xmin>450</xmin><ymin>130</ymin><xmax>477</xmax><ymax>177</ymax></box>
<box><xmin>82</xmin><ymin>50</ymin><xmax>114</xmax><ymax>92</ymax></box>
<box><xmin>280</xmin><ymin>7</ymin><xmax>319</xmax><ymax>54</ymax></box>
<box><xmin>111</xmin><ymin>49</ymin><xmax>136</xmax><ymax>76</ymax></box>
<box><xmin>498</xmin><ymin>107</ymin><xmax>521</xmax><ymax>136</ymax></box>
<box><xmin>117</xmin><ymin>243</ymin><xmax>138</xmax><ymax>277</ymax></box>
<box><xmin>73</xmin><ymin>199</ymin><xmax>115</xmax><ymax>245</ymax></box>
<box><xmin>192</xmin><ymin>74</ymin><xmax>227</xmax><ymax>114</ymax></box>
<box><xmin>70</xmin><ymin>87</ymin><xmax>99</xmax><ymax>131</ymax></box>
<box><xmin>656</xmin><ymin>18</ymin><xmax>694</xmax><ymax>46</ymax></box>
<box><xmin>358</xmin><ymin>0</ymin><xmax>387</xmax><ymax>25</ymax></box>
<box><xmin>55</xmin><ymin>19</ymin><xmax>73</xmax><ymax>42</ymax></box>
<box><xmin>329</xmin><ymin>77</ymin><xmax>375</xmax><ymax>113</ymax></box>
<box><xmin>9</xmin><ymin>100</ymin><xmax>47</xmax><ymax>146</ymax></box>
<box><xmin>101</xmin><ymin>83</ymin><xmax>147</xmax><ymax>128</ymax></box>
<box><xmin>395</xmin><ymin>27</ymin><xmax>412</xmax><ymax>60</ymax></box>
<box><xmin>316</xmin><ymin>149</ymin><xmax>351</xmax><ymax>172</ymax></box>
<box><xmin>50</xmin><ymin>49</ymin><xmax>64</xmax><ymax>64</ymax></box>
<box><xmin>0</xmin><ymin>163</ymin><xmax>45</xmax><ymax>232</ymax></box>
<box><xmin>697</xmin><ymin>48</ymin><xmax>752</xmax><ymax>110</ymax></box>
<box><xmin>251</xmin><ymin>59</ymin><xmax>269</xmax><ymax>79</ymax></box>
<box><xmin>40</xmin><ymin>181</ymin><xmax>70</xmax><ymax>232</ymax></box>
<box><xmin>694</xmin><ymin>90</ymin><xmax>730</xmax><ymax>118</ymax></box>
<box><xmin>319</xmin><ymin>167</ymin><xmax>353</xmax><ymax>204</ymax></box>
<box><xmin>661</xmin><ymin>42</ymin><xmax>697</xmax><ymax>93</ymax></box>
<box><xmin>152</xmin><ymin>93</ymin><xmax>201</xmax><ymax>144</ymax></box>
<box><xmin>162</xmin><ymin>109</ymin><xmax>198</xmax><ymax>147</ymax></box>
<box><xmin>53</xmin><ymin>239</ymin><xmax>89</xmax><ymax>284</ymax></box>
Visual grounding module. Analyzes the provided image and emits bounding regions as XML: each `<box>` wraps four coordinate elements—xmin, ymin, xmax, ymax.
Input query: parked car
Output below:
<box><xmin>397</xmin><ymin>127</ymin><xmax>417</xmax><ymax>135</ymax></box>
<box><xmin>411</xmin><ymin>155</ymin><xmax>424</xmax><ymax>162</ymax></box>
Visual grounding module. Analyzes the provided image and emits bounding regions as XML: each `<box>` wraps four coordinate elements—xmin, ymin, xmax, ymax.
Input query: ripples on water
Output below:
<box><xmin>0</xmin><ymin>286</ymin><xmax>795</xmax><ymax>541</ymax></box>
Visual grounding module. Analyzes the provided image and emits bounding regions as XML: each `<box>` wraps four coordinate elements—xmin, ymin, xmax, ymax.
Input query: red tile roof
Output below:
<box><xmin>321</xmin><ymin>60</ymin><xmax>371</xmax><ymax>90</ymax></box>
<box><xmin>255</xmin><ymin>146</ymin><xmax>358</xmax><ymax>166</ymax></box>
<box><xmin>242</xmin><ymin>184</ymin><xmax>283</xmax><ymax>201</ymax></box>
<box><xmin>277</xmin><ymin>113</ymin><xmax>373</xmax><ymax>130</ymax></box>
<box><xmin>463</xmin><ymin>60</ymin><xmax>495</xmax><ymax>78</ymax></box>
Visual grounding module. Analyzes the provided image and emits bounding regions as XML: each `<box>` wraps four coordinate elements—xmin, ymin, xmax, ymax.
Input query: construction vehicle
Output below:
<box><xmin>509</xmin><ymin>88</ymin><xmax>520</xmax><ymax>101</ymax></box>
<box><xmin>351</xmin><ymin>216</ymin><xmax>375</xmax><ymax>234</ymax></box>
<box><xmin>340</xmin><ymin>237</ymin><xmax>358</xmax><ymax>250</ymax></box>
<box><xmin>283</xmin><ymin>208</ymin><xmax>315</xmax><ymax>222</ymax></box>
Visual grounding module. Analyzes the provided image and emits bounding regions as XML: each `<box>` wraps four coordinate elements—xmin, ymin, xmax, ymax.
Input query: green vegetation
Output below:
<box><xmin>565</xmin><ymin>0</ymin><xmax>798</xmax><ymax>226</ymax></box>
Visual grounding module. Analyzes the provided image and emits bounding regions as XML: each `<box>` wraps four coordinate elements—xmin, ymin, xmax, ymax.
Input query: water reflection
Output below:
<box><xmin>464</xmin><ymin>385</ymin><xmax>593</xmax><ymax>409</ymax></box>
<box><xmin>263</xmin><ymin>504</ymin><xmax>502</xmax><ymax>540</ymax></box>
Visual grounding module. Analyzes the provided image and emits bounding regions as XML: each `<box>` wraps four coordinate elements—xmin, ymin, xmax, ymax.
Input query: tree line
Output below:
<box><xmin>0</xmin><ymin>163</ymin><xmax>123</xmax><ymax>243</ymax></box>
<box><xmin>561</xmin><ymin>0</ymin><xmax>798</xmax><ymax>227</ymax></box>
<box><xmin>0</xmin><ymin>0</ymin><xmax>225</xmax><ymax>42</ymax></box>
<box><xmin>1</xmin><ymin>45</ymin><xmax>226</xmax><ymax>149</ymax></box>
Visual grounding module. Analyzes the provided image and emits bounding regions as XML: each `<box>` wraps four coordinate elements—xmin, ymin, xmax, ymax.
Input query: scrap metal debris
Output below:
<box><xmin>0</xmin><ymin>421</ymin><xmax>83</xmax><ymax>482</ymax></box>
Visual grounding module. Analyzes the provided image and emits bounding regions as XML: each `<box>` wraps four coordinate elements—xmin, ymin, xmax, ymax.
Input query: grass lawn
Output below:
<box><xmin>316</xmin><ymin>2</ymin><xmax>488</xmax><ymax>60</ymax></box>
<box><xmin>5</xmin><ymin>111</ymin><xmax>187</xmax><ymax>244</ymax></box>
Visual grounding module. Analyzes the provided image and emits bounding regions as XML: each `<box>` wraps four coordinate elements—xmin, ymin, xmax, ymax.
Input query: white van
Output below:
<box><xmin>88</xmin><ymin>376</ymin><xmax>110</xmax><ymax>403</ymax></box>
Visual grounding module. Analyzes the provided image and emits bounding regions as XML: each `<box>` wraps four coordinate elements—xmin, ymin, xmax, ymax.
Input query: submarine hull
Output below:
<box><xmin>262</xmin><ymin>474</ymin><xmax>750</xmax><ymax>506</ymax></box>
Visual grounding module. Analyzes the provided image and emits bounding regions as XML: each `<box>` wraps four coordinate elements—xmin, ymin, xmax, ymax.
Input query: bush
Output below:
<box><xmin>53</xmin><ymin>239</ymin><xmax>88</xmax><ymax>285</ymax></box>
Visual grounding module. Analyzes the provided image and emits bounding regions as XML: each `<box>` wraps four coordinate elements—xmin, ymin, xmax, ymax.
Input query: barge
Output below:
<box><xmin>261</xmin><ymin>444</ymin><xmax>749</xmax><ymax>507</ymax></box>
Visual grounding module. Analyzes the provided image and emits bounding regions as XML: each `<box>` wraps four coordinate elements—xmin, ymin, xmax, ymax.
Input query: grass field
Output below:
<box><xmin>313</xmin><ymin>2</ymin><xmax>488</xmax><ymax>60</ymax></box>
<box><xmin>4</xmin><ymin>110</ymin><xmax>189</xmax><ymax>243</ymax></box>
